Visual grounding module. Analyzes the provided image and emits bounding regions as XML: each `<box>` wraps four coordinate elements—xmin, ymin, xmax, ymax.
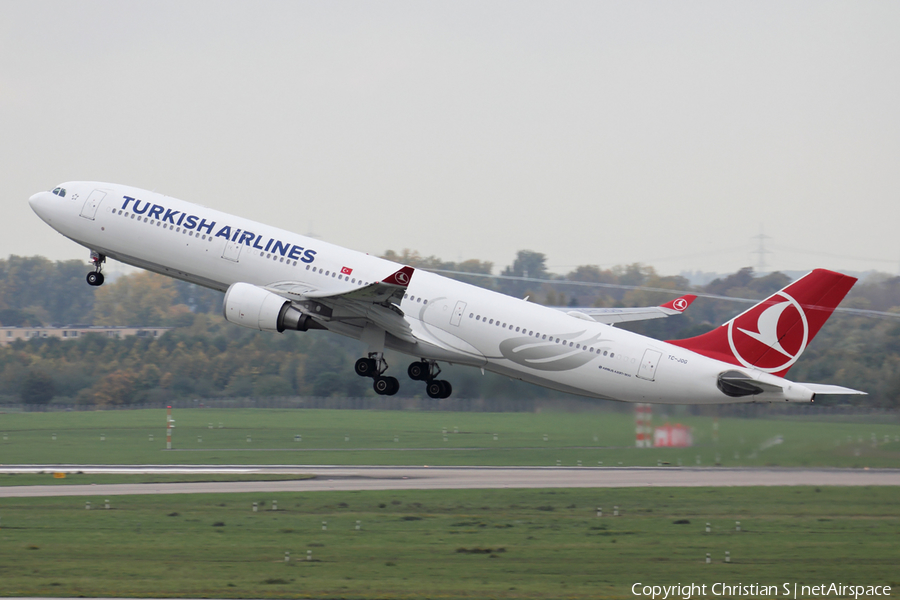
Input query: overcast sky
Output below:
<box><xmin>3</xmin><ymin>1</ymin><xmax>899</xmax><ymax>278</ymax></box>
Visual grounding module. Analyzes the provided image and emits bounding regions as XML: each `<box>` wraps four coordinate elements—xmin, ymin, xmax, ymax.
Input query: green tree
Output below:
<box><xmin>20</xmin><ymin>370</ymin><xmax>55</xmax><ymax>404</ymax></box>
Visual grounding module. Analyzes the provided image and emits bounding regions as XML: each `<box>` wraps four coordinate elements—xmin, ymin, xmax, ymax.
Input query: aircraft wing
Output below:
<box><xmin>560</xmin><ymin>294</ymin><xmax>697</xmax><ymax>325</ymax></box>
<box><xmin>265</xmin><ymin>266</ymin><xmax>417</xmax><ymax>343</ymax></box>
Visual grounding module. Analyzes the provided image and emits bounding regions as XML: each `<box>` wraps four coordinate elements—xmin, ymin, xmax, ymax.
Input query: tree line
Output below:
<box><xmin>1</xmin><ymin>253</ymin><xmax>899</xmax><ymax>407</ymax></box>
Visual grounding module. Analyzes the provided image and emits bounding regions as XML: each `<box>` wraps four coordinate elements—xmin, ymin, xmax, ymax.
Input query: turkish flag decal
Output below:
<box><xmin>341</xmin><ymin>266</ymin><xmax>353</xmax><ymax>275</ymax></box>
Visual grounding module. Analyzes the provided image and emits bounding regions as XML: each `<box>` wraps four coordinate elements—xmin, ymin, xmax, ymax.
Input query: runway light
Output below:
<box><xmin>706</xmin><ymin>522</ymin><xmax>711</xmax><ymax>533</ymax></box>
<box><xmin>252</xmin><ymin>502</ymin><xmax>258</xmax><ymax>512</ymax></box>
<box><xmin>706</xmin><ymin>553</ymin><xmax>711</xmax><ymax>564</ymax></box>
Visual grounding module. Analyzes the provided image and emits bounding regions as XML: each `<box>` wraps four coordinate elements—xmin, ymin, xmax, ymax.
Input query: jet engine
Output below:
<box><xmin>223</xmin><ymin>282</ymin><xmax>323</xmax><ymax>333</ymax></box>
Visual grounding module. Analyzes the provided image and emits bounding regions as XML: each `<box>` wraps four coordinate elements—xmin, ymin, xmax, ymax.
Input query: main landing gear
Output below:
<box><xmin>86</xmin><ymin>251</ymin><xmax>105</xmax><ymax>286</ymax></box>
<box><xmin>353</xmin><ymin>355</ymin><xmax>453</xmax><ymax>398</ymax></box>
<box><xmin>355</xmin><ymin>354</ymin><xmax>399</xmax><ymax>396</ymax></box>
<box><xmin>408</xmin><ymin>359</ymin><xmax>452</xmax><ymax>399</ymax></box>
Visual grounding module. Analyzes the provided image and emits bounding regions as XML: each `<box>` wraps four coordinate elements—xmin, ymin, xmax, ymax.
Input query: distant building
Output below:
<box><xmin>0</xmin><ymin>326</ymin><xmax>172</xmax><ymax>346</ymax></box>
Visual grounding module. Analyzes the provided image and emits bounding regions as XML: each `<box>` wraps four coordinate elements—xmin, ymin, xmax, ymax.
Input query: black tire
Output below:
<box><xmin>407</xmin><ymin>362</ymin><xmax>427</xmax><ymax>381</ymax></box>
<box><xmin>384</xmin><ymin>376</ymin><xmax>400</xmax><ymax>396</ymax></box>
<box><xmin>426</xmin><ymin>380</ymin><xmax>444</xmax><ymax>399</ymax></box>
<box><xmin>373</xmin><ymin>376</ymin><xmax>391</xmax><ymax>395</ymax></box>
<box><xmin>355</xmin><ymin>358</ymin><xmax>377</xmax><ymax>378</ymax></box>
<box><xmin>439</xmin><ymin>380</ymin><xmax>452</xmax><ymax>399</ymax></box>
<box><xmin>86</xmin><ymin>272</ymin><xmax>102</xmax><ymax>286</ymax></box>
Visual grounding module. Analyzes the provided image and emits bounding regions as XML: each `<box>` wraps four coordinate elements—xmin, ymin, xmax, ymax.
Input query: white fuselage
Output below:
<box><xmin>29</xmin><ymin>181</ymin><xmax>814</xmax><ymax>404</ymax></box>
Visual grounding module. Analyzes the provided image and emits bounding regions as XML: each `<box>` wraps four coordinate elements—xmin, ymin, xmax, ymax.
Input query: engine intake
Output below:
<box><xmin>223</xmin><ymin>282</ymin><xmax>324</xmax><ymax>333</ymax></box>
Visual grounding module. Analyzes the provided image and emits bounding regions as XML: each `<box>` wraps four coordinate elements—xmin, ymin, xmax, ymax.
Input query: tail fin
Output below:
<box><xmin>668</xmin><ymin>269</ymin><xmax>857</xmax><ymax>376</ymax></box>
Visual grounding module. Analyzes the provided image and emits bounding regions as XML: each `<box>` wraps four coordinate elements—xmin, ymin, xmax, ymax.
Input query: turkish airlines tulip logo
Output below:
<box><xmin>726</xmin><ymin>292</ymin><xmax>809</xmax><ymax>373</ymax></box>
<box><xmin>395</xmin><ymin>271</ymin><xmax>410</xmax><ymax>285</ymax></box>
<box><xmin>673</xmin><ymin>298</ymin><xmax>688</xmax><ymax>311</ymax></box>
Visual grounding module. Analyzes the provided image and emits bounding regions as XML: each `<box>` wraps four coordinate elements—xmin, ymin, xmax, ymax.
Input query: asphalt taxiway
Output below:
<box><xmin>2</xmin><ymin>465</ymin><xmax>898</xmax><ymax>497</ymax></box>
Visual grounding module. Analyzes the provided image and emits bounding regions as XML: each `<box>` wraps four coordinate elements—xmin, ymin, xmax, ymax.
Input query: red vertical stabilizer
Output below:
<box><xmin>668</xmin><ymin>269</ymin><xmax>856</xmax><ymax>377</ymax></box>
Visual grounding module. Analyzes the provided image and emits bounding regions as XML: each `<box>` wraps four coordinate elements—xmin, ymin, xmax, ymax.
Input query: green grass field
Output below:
<box><xmin>2</xmin><ymin>408</ymin><xmax>899</xmax><ymax>599</ymax></box>
<box><xmin>1</xmin><ymin>407</ymin><xmax>899</xmax><ymax>468</ymax></box>
<box><xmin>1</xmin><ymin>487</ymin><xmax>898</xmax><ymax>599</ymax></box>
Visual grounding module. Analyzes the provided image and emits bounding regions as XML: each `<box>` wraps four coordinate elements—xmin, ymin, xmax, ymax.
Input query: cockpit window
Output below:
<box><xmin>52</xmin><ymin>187</ymin><xmax>66</xmax><ymax>197</ymax></box>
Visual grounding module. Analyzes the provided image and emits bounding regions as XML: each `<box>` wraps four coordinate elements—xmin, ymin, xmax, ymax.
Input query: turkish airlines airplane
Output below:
<box><xmin>30</xmin><ymin>182</ymin><xmax>863</xmax><ymax>403</ymax></box>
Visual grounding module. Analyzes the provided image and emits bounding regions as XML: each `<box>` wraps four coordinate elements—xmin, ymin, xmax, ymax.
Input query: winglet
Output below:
<box><xmin>660</xmin><ymin>294</ymin><xmax>696</xmax><ymax>313</ymax></box>
<box><xmin>380</xmin><ymin>266</ymin><xmax>414</xmax><ymax>287</ymax></box>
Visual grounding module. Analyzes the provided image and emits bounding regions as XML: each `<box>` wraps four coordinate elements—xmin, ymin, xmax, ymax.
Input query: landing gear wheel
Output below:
<box><xmin>426</xmin><ymin>380</ymin><xmax>451</xmax><ymax>399</ymax></box>
<box><xmin>86</xmin><ymin>272</ymin><xmax>104</xmax><ymax>286</ymax></box>
<box><xmin>407</xmin><ymin>361</ymin><xmax>429</xmax><ymax>381</ymax></box>
<box><xmin>386</xmin><ymin>376</ymin><xmax>400</xmax><ymax>395</ymax></box>
<box><xmin>374</xmin><ymin>376</ymin><xmax>399</xmax><ymax>396</ymax></box>
<box><xmin>355</xmin><ymin>357</ymin><xmax>377</xmax><ymax>378</ymax></box>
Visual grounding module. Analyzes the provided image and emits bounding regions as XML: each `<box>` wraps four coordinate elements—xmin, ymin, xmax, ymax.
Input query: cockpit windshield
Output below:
<box><xmin>52</xmin><ymin>187</ymin><xmax>66</xmax><ymax>197</ymax></box>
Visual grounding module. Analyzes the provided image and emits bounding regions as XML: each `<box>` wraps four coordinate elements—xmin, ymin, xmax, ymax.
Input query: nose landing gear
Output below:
<box><xmin>86</xmin><ymin>251</ymin><xmax>106</xmax><ymax>286</ymax></box>
<box><xmin>408</xmin><ymin>360</ymin><xmax>453</xmax><ymax>399</ymax></box>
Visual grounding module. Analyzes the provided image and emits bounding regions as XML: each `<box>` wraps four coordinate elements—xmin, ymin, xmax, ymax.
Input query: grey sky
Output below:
<box><xmin>3</xmin><ymin>1</ymin><xmax>899</xmax><ymax>277</ymax></box>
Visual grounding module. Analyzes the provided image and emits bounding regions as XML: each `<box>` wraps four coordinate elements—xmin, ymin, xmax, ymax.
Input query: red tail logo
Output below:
<box><xmin>669</xmin><ymin>269</ymin><xmax>856</xmax><ymax>376</ymax></box>
<box><xmin>727</xmin><ymin>291</ymin><xmax>808</xmax><ymax>373</ymax></box>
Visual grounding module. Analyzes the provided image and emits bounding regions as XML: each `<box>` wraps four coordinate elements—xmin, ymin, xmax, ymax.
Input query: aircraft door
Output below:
<box><xmin>222</xmin><ymin>240</ymin><xmax>242</xmax><ymax>262</ymax></box>
<box><xmin>450</xmin><ymin>301</ymin><xmax>467</xmax><ymax>326</ymax></box>
<box><xmin>637</xmin><ymin>349</ymin><xmax>662</xmax><ymax>381</ymax></box>
<box><xmin>79</xmin><ymin>190</ymin><xmax>107</xmax><ymax>220</ymax></box>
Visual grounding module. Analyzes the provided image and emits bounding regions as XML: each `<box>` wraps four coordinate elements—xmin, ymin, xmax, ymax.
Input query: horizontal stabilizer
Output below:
<box><xmin>800</xmin><ymin>383</ymin><xmax>867</xmax><ymax>396</ymax></box>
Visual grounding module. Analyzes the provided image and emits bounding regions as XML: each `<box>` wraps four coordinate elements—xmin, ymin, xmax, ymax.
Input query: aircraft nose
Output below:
<box><xmin>29</xmin><ymin>191</ymin><xmax>53</xmax><ymax>222</ymax></box>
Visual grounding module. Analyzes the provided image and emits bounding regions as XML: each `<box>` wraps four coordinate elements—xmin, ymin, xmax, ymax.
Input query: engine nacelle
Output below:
<box><xmin>223</xmin><ymin>282</ymin><xmax>323</xmax><ymax>333</ymax></box>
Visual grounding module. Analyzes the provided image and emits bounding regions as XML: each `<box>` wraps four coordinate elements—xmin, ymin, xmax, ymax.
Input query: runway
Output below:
<box><xmin>2</xmin><ymin>465</ymin><xmax>899</xmax><ymax>497</ymax></box>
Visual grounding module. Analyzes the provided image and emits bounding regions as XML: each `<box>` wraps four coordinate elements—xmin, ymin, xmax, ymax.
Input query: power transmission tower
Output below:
<box><xmin>750</xmin><ymin>225</ymin><xmax>772</xmax><ymax>273</ymax></box>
